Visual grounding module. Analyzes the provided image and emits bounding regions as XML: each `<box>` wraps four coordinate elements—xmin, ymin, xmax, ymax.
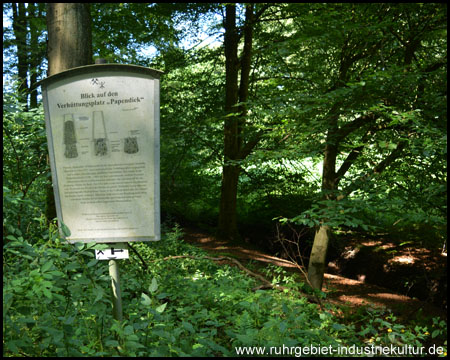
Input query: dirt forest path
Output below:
<box><xmin>182</xmin><ymin>227</ymin><xmax>446</xmax><ymax>321</ymax></box>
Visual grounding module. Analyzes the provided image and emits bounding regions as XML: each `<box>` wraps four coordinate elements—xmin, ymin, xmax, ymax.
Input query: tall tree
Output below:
<box><xmin>11</xmin><ymin>3</ymin><xmax>28</xmax><ymax>99</ymax></box>
<box><xmin>27</xmin><ymin>3</ymin><xmax>46</xmax><ymax>108</ymax></box>
<box><xmin>46</xmin><ymin>3</ymin><xmax>92</xmax><ymax>76</ymax></box>
<box><xmin>218</xmin><ymin>4</ymin><xmax>267</xmax><ymax>240</ymax></box>
<box><xmin>300</xmin><ymin>4</ymin><xmax>447</xmax><ymax>289</ymax></box>
<box><xmin>239</xmin><ymin>3</ymin><xmax>445</xmax><ymax>289</ymax></box>
<box><xmin>45</xmin><ymin>3</ymin><xmax>93</xmax><ymax>221</ymax></box>
<box><xmin>7</xmin><ymin>3</ymin><xmax>46</xmax><ymax>108</ymax></box>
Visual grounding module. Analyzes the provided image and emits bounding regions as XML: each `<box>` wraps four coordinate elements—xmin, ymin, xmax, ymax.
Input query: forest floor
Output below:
<box><xmin>182</xmin><ymin>226</ymin><xmax>447</xmax><ymax>322</ymax></box>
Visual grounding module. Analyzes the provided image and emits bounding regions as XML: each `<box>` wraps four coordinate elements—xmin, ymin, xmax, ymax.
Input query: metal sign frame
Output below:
<box><xmin>38</xmin><ymin>64</ymin><xmax>162</xmax><ymax>243</ymax></box>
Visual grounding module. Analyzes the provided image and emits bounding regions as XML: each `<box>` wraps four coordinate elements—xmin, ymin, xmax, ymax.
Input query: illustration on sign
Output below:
<box><xmin>63</xmin><ymin>114</ymin><xmax>78</xmax><ymax>158</ymax></box>
<box><xmin>93</xmin><ymin>110</ymin><xmax>108</xmax><ymax>156</ymax></box>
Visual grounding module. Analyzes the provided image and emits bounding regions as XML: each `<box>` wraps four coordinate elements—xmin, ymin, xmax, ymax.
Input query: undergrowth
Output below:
<box><xmin>3</xmin><ymin>224</ymin><xmax>447</xmax><ymax>357</ymax></box>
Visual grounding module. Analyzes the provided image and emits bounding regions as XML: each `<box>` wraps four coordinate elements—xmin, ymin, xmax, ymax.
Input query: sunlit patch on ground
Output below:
<box><xmin>388</xmin><ymin>255</ymin><xmax>416</xmax><ymax>264</ymax></box>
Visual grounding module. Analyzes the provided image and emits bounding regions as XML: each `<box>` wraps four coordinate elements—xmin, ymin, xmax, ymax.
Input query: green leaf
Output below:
<box><xmin>182</xmin><ymin>321</ymin><xmax>195</xmax><ymax>333</ymax></box>
<box><xmin>155</xmin><ymin>302</ymin><xmax>167</xmax><ymax>314</ymax></box>
<box><xmin>93</xmin><ymin>286</ymin><xmax>104</xmax><ymax>303</ymax></box>
<box><xmin>41</xmin><ymin>260</ymin><xmax>53</xmax><ymax>273</ymax></box>
<box><xmin>387</xmin><ymin>143</ymin><xmax>398</xmax><ymax>150</ymax></box>
<box><xmin>332</xmin><ymin>323</ymin><xmax>346</xmax><ymax>331</ymax></box>
<box><xmin>357</xmin><ymin>327</ymin><xmax>371</xmax><ymax>336</ymax></box>
<box><xmin>431</xmin><ymin>329</ymin><xmax>441</xmax><ymax>338</ymax></box>
<box><xmin>149</xmin><ymin>277</ymin><xmax>158</xmax><ymax>293</ymax></box>
<box><xmin>63</xmin><ymin>315</ymin><xmax>76</xmax><ymax>325</ymax></box>
<box><xmin>235</xmin><ymin>334</ymin><xmax>253</xmax><ymax>344</ymax></box>
<box><xmin>124</xmin><ymin>325</ymin><xmax>134</xmax><ymax>336</ymax></box>
<box><xmin>93</xmin><ymin>243</ymin><xmax>110</xmax><ymax>250</ymax></box>
<box><xmin>43</xmin><ymin>288</ymin><xmax>52</xmax><ymax>299</ymax></box>
<box><xmin>279</xmin><ymin>321</ymin><xmax>288</xmax><ymax>332</ymax></box>
<box><xmin>60</xmin><ymin>222</ymin><xmax>71</xmax><ymax>237</ymax></box>
<box><xmin>105</xmin><ymin>339</ymin><xmax>119</xmax><ymax>347</ymax></box>
<box><xmin>141</xmin><ymin>292</ymin><xmax>152</xmax><ymax>306</ymax></box>
<box><xmin>87</xmin><ymin>259</ymin><xmax>98</xmax><ymax>267</ymax></box>
<box><xmin>74</xmin><ymin>242</ymin><xmax>85</xmax><ymax>251</ymax></box>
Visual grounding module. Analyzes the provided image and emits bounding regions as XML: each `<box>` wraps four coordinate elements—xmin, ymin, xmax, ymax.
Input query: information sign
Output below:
<box><xmin>39</xmin><ymin>64</ymin><xmax>162</xmax><ymax>243</ymax></box>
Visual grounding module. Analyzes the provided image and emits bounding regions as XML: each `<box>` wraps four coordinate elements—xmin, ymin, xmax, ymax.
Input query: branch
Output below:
<box><xmin>127</xmin><ymin>242</ymin><xmax>148</xmax><ymax>270</ymax></box>
<box><xmin>423</xmin><ymin>56</ymin><xmax>447</xmax><ymax>73</ymax></box>
<box><xmin>337</xmin><ymin>140</ymin><xmax>407</xmax><ymax>200</ymax></box>
<box><xmin>334</xmin><ymin>113</ymin><xmax>378</xmax><ymax>145</ymax></box>
<box><xmin>335</xmin><ymin>129</ymin><xmax>373</xmax><ymax>186</ymax></box>
<box><xmin>253</xmin><ymin>76</ymin><xmax>315</xmax><ymax>86</ymax></box>
<box><xmin>238</xmin><ymin>130</ymin><xmax>265</xmax><ymax>160</ymax></box>
<box><xmin>334</xmin><ymin>145</ymin><xmax>365</xmax><ymax>187</ymax></box>
<box><xmin>153</xmin><ymin>254</ymin><xmax>322</xmax><ymax>306</ymax></box>
<box><xmin>275</xmin><ymin>223</ymin><xmax>325</xmax><ymax>310</ymax></box>
<box><xmin>253</xmin><ymin>3</ymin><xmax>271</xmax><ymax>23</ymax></box>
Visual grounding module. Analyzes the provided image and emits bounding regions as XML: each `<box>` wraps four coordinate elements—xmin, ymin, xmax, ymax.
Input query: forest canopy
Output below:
<box><xmin>4</xmin><ymin>2</ymin><xmax>446</xmax><ymax>249</ymax></box>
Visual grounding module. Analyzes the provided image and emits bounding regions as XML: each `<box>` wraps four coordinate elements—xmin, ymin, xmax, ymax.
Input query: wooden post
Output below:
<box><xmin>109</xmin><ymin>259</ymin><xmax>123</xmax><ymax>322</ymax></box>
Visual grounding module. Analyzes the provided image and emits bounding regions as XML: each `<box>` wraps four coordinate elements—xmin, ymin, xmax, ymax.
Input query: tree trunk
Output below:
<box><xmin>46</xmin><ymin>3</ymin><xmax>92</xmax><ymax>76</ymax></box>
<box><xmin>306</xmin><ymin>40</ymin><xmax>354</xmax><ymax>290</ymax></box>
<box><xmin>11</xmin><ymin>3</ymin><xmax>29</xmax><ymax>106</ymax></box>
<box><xmin>28</xmin><ymin>2</ymin><xmax>38</xmax><ymax>109</ymax></box>
<box><xmin>45</xmin><ymin>3</ymin><xmax>92</xmax><ymax>221</ymax></box>
<box><xmin>28</xmin><ymin>2</ymin><xmax>46</xmax><ymax>109</ymax></box>
<box><xmin>308</xmin><ymin>225</ymin><xmax>332</xmax><ymax>289</ymax></box>
<box><xmin>218</xmin><ymin>4</ymin><xmax>240</xmax><ymax>240</ymax></box>
<box><xmin>218</xmin><ymin>4</ymin><xmax>255</xmax><ymax>241</ymax></box>
<box><xmin>218</xmin><ymin>165</ymin><xmax>241</xmax><ymax>240</ymax></box>
<box><xmin>307</xmin><ymin>136</ymin><xmax>338</xmax><ymax>289</ymax></box>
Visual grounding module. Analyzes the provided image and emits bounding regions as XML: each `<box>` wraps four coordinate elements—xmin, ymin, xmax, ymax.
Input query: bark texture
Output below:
<box><xmin>46</xmin><ymin>3</ymin><xmax>92</xmax><ymax>76</ymax></box>
<box><xmin>45</xmin><ymin>3</ymin><xmax>92</xmax><ymax>222</ymax></box>
<box><xmin>218</xmin><ymin>4</ymin><xmax>255</xmax><ymax>241</ymax></box>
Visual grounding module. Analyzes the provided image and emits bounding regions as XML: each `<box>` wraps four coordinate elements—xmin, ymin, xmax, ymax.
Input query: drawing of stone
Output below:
<box><xmin>63</xmin><ymin>114</ymin><xmax>78</xmax><ymax>158</ymax></box>
<box><xmin>94</xmin><ymin>138</ymin><xmax>108</xmax><ymax>156</ymax></box>
<box><xmin>93</xmin><ymin>111</ymin><xmax>108</xmax><ymax>156</ymax></box>
<box><xmin>124</xmin><ymin>136</ymin><xmax>139</xmax><ymax>154</ymax></box>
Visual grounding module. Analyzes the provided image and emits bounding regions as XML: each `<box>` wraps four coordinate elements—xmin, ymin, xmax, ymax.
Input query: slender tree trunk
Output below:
<box><xmin>218</xmin><ymin>165</ymin><xmax>241</xmax><ymax>240</ymax></box>
<box><xmin>28</xmin><ymin>2</ymin><xmax>46</xmax><ymax>109</ymax></box>
<box><xmin>11</xmin><ymin>3</ymin><xmax>29</xmax><ymax>106</ymax></box>
<box><xmin>306</xmin><ymin>36</ymin><xmax>355</xmax><ymax>290</ymax></box>
<box><xmin>308</xmin><ymin>225</ymin><xmax>332</xmax><ymax>289</ymax></box>
<box><xmin>45</xmin><ymin>3</ymin><xmax>92</xmax><ymax>221</ymax></box>
<box><xmin>306</xmin><ymin>19</ymin><xmax>421</xmax><ymax>290</ymax></box>
<box><xmin>307</xmin><ymin>135</ymin><xmax>338</xmax><ymax>289</ymax></box>
<box><xmin>28</xmin><ymin>2</ymin><xmax>38</xmax><ymax>109</ymax></box>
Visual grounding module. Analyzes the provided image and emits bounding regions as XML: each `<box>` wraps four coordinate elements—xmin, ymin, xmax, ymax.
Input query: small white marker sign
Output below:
<box><xmin>96</xmin><ymin>244</ymin><xmax>129</xmax><ymax>260</ymax></box>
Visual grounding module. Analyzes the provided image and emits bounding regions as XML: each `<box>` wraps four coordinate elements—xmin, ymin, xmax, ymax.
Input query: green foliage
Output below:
<box><xmin>3</xmin><ymin>234</ymin><xmax>111</xmax><ymax>356</ymax></box>
<box><xmin>3</xmin><ymin>89</ymin><xmax>48</xmax><ymax>240</ymax></box>
<box><xmin>3</xmin><ymin>225</ymin><xmax>447</xmax><ymax>356</ymax></box>
<box><xmin>282</xmin><ymin>198</ymin><xmax>378</xmax><ymax>232</ymax></box>
<box><xmin>255</xmin><ymin>3</ymin><xmax>446</xmax><ymax>248</ymax></box>
<box><xmin>158</xmin><ymin>46</ymin><xmax>224</xmax><ymax>226</ymax></box>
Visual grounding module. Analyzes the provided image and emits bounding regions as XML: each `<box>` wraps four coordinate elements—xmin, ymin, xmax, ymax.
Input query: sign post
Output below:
<box><xmin>38</xmin><ymin>63</ymin><xmax>162</xmax><ymax>323</ymax></box>
<box><xmin>109</xmin><ymin>259</ymin><xmax>123</xmax><ymax>322</ymax></box>
<box><xmin>95</xmin><ymin>242</ymin><xmax>129</xmax><ymax>321</ymax></box>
